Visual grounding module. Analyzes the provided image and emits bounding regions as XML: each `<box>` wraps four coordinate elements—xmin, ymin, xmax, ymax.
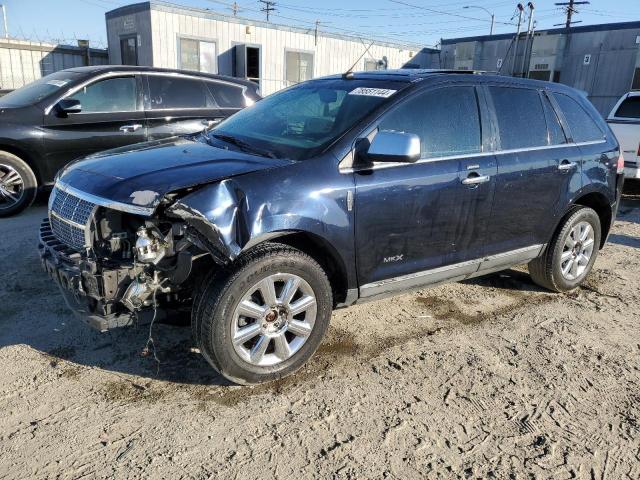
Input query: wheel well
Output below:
<box><xmin>0</xmin><ymin>145</ymin><xmax>41</xmax><ymax>184</ymax></box>
<box><xmin>574</xmin><ymin>192</ymin><xmax>612</xmax><ymax>248</ymax></box>
<box><xmin>266</xmin><ymin>232</ymin><xmax>349</xmax><ymax>306</ymax></box>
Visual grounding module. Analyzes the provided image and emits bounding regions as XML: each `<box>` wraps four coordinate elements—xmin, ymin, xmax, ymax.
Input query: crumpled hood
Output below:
<box><xmin>58</xmin><ymin>136</ymin><xmax>292</xmax><ymax>211</ymax></box>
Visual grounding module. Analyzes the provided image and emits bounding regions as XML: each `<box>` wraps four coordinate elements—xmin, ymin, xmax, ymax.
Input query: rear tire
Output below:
<box><xmin>528</xmin><ymin>206</ymin><xmax>601</xmax><ymax>292</ymax></box>
<box><xmin>0</xmin><ymin>151</ymin><xmax>37</xmax><ymax>217</ymax></box>
<box><xmin>195</xmin><ymin>243</ymin><xmax>332</xmax><ymax>385</ymax></box>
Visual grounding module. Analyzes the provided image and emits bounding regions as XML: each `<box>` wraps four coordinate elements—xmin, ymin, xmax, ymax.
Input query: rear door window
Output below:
<box><xmin>378</xmin><ymin>86</ymin><xmax>481</xmax><ymax>158</ymax></box>
<box><xmin>553</xmin><ymin>92</ymin><xmax>604</xmax><ymax>143</ymax></box>
<box><xmin>205</xmin><ymin>81</ymin><xmax>245</xmax><ymax>108</ymax></box>
<box><xmin>146</xmin><ymin>75</ymin><xmax>216</xmax><ymax>110</ymax></box>
<box><xmin>488</xmin><ymin>86</ymin><xmax>548</xmax><ymax>150</ymax></box>
<box><xmin>614</xmin><ymin>96</ymin><xmax>640</xmax><ymax>119</ymax></box>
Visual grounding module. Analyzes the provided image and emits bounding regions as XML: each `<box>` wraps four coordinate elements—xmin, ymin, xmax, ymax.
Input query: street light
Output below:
<box><xmin>463</xmin><ymin>5</ymin><xmax>495</xmax><ymax>36</ymax></box>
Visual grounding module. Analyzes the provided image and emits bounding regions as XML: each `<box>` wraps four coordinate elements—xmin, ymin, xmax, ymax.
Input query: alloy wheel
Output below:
<box><xmin>231</xmin><ymin>273</ymin><xmax>317</xmax><ymax>367</ymax></box>
<box><xmin>560</xmin><ymin>221</ymin><xmax>595</xmax><ymax>281</ymax></box>
<box><xmin>0</xmin><ymin>164</ymin><xmax>24</xmax><ymax>211</ymax></box>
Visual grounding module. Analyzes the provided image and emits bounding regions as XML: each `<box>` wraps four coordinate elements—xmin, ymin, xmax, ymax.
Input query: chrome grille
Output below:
<box><xmin>49</xmin><ymin>186</ymin><xmax>96</xmax><ymax>250</ymax></box>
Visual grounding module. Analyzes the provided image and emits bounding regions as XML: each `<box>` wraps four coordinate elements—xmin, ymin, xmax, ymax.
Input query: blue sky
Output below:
<box><xmin>5</xmin><ymin>0</ymin><xmax>640</xmax><ymax>49</ymax></box>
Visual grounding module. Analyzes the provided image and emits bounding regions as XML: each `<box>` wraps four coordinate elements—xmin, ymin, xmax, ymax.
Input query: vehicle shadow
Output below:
<box><xmin>607</xmin><ymin>233</ymin><xmax>640</xmax><ymax>249</ymax></box>
<box><xmin>462</xmin><ymin>268</ymin><xmax>548</xmax><ymax>293</ymax></box>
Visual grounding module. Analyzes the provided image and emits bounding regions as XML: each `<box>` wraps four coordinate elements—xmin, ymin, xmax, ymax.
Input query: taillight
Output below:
<box><xmin>637</xmin><ymin>142</ymin><xmax>640</xmax><ymax>157</ymax></box>
<box><xmin>617</xmin><ymin>152</ymin><xmax>625</xmax><ymax>174</ymax></box>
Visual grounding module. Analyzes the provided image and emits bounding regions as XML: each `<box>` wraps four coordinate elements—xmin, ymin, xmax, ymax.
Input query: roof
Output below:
<box><xmin>106</xmin><ymin>1</ymin><xmax>424</xmax><ymax>51</ymax></box>
<box><xmin>63</xmin><ymin>65</ymin><xmax>258</xmax><ymax>88</ymax></box>
<box><xmin>442</xmin><ymin>20</ymin><xmax>640</xmax><ymax>45</ymax></box>
<box><xmin>321</xmin><ymin>69</ymin><xmax>487</xmax><ymax>82</ymax></box>
<box><xmin>315</xmin><ymin>68</ymin><xmax>580</xmax><ymax>93</ymax></box>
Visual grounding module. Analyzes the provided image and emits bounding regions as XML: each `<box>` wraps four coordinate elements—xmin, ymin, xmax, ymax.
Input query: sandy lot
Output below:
<box><xmin>1</xmin><ymin>188</ymin><xmax>639</xmax><ymax>479</ymax></box>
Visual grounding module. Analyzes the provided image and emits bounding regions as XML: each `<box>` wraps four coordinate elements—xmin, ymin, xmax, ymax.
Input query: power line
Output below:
<box><xmin>555</xmin><ymin>0</ymin><xmax>590</xmax><ymax>28</ymax></box>
<box><xmin>259</xmin><ymin>0</ymin><xmax>276</xmax><ymax>21</ymax></box>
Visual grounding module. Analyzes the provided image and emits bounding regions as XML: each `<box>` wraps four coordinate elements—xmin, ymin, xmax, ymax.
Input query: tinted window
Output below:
<box><xmin>554</xmin><ymin>93</ymin><xmax>604</xmax><ymax>142</ymax></box>
<box><xmin>541</xmin><ymin>93</ymin><xmax>567</xmax><ymax>145</ymax></box>
<box><xmin>67</xmin><ymin>77</ymin><xmax>137</xmax><ymax>113</ymax></box>
<box><xmin>147</xmin><ymin>76</ymin><xmax>215</xmax><ymax>109</ymax></box>
<box><xmin>0</xmin><ymin>71</ymin><xmax>82</xmax><ymax>107</ymax></box>
<box><xmin>489</xmin><ymin>87</ymin><xmax>548</xmax><ymax>150</ymax></box>
<box><xmin>614</xmin><ymin>96</ymin><xmax>640</xmax><ymax>119</ymax></box>
<box><xmin>206</xmin><ymin>81</ymin><xmax>245</xmax><ymax>108</ymax></box>
<box><xmin>379</xmin><ymin>86</ymin><xmax>481</xmax><ymax>158</ymax></box>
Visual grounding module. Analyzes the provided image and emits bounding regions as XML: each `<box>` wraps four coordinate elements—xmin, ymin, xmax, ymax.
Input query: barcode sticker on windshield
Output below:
<box><xmin>349</xmin><ymin>87</ymin><xmax>397</xmax><ymax>98</ymax></box>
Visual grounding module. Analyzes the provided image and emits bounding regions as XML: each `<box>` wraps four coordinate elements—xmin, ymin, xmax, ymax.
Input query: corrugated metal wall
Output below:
<box><xmin>106</xmin><ymin>3</ymin><xmax>420</xmax><ymax>96</ymax></box>
<box><xmin>0</xmin><ymin>39</ymin><xmax>108</xmax><ymax>91</ymax></box>
<box><xmin>441</xmin><ymin>24</ymin><xmax>640</xmax><ymax>115</ymax></box>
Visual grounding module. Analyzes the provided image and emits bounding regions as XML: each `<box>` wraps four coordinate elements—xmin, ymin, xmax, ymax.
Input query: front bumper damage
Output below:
<box><xmin>38</xmin><ymin>219</ymin><xmax>157</xmax><ymax>331</ymax></box>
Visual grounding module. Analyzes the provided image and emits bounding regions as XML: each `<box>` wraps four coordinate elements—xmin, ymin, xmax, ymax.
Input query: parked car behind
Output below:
<box><xmin>39</xmin><ymin>70</ymin><xmax>624</xmax><ymax>385</ymax></box>
<box><xmin>0</xmin><ymin>66</ymin><xmax>260</xmax><ymax>216</ymax></box>
<box><xmin>607</xmin><ymin>91</ymin><xmax>640</xmax><ymax>180</ymax></box>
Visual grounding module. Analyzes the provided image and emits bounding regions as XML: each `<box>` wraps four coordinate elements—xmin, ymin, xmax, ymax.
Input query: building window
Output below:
<box><xmin>178</xmin><ymin>37</ymin><xmax>217</xmax><ymax>74</ymax></box>
<box><xmin>285</xmin><ymin>51</ymin><xmax>314</xmax><ymax>85</ymax></box>
<box><xmin>364</xmin><ymin>58</ymin><xmax>387</xmax><ymax>71</ymax></box>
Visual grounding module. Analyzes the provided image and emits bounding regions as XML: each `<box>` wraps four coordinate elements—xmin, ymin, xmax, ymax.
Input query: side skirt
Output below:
<box><xmin>355</xmin><ymin>244</ymin><xmax>544</xmax><ymax>304</ymax></box>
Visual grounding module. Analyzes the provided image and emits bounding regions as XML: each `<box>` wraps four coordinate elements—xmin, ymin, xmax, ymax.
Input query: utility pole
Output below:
<box><xmin>315</xmin><ymin>20</ymin><xmax>320</xmax><ymax>46</ymax></box>
<box><xmin>259</xmin><ymin>0</ymin><xmax>275</xmax><ymax>22</ymax></box>
<box><xmin>231</xmin><ymin>2</ymin><xmax>239</xmax><ymax>16</ymax></box>
<box><xmin>555</xmin><ymin>0</ymin><xmax>589</xmax><ymax>28</ymax></box>
<box><xmin>0</xmin><ymin>4</ymin><xmax>8</xmax><ymax>39</ymax></box>
<box><xmin>521</xmin><ymin>2</ymin><xmax>535</xmax><ymax>78</ymax></box>
<box><xmin>512</xmin><ymin>3</ymin><xmax>524</xmax><ymax>77</ymax></box>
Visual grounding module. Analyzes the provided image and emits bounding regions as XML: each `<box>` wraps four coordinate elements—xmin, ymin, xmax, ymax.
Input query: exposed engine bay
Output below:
<box><xmin>39</xmin><ymin>202</ymin><xmax>215</xmax><ymax>331</ymax></box>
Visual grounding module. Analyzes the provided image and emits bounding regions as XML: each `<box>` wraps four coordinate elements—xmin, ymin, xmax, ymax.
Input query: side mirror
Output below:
<box><xmin>364</xmin><ymin>130</ymin><xmax>420</xmax><ymax>163</ymax></box>
<box><xmin>56</xmin><ymin>98</ymin><xmax>82</xmax><ymax>115</ymax></box>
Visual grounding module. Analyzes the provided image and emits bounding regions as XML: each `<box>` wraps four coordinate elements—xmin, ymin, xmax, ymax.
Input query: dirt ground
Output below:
<box><xmin>1</xmin><ymin>186</ymin><xmax>639</xmax><ymax>480</ymax></box>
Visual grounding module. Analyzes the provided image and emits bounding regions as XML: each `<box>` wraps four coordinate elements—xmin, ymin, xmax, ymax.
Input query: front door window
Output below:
<box><xmin>66</xmin><ymin>77</ymin><xmax>137</xmax><ymax>113</ymax></box>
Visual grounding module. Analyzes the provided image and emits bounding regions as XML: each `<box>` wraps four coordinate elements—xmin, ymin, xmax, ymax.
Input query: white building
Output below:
<box><xmin>105</xmin><ymin>1</ymin><xmax>424</xmax><ymax>95</ymax></box>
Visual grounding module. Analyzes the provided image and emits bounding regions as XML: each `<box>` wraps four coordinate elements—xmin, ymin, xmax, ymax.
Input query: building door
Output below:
<box><xmin>234</xmin><ymin>44</ymin><xmax>261</xmax><ymax>86</ymax></box>
<box><xmin>120</xmin><ymin>36</ymin><xmax>138</xmax><ymax>66</ymax></box>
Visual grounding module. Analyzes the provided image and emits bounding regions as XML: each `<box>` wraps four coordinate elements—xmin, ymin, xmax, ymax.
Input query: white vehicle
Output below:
<box><xmin>607</xmin><ymin>92</ymin><xmax>640</xmax><ymax>180</ymax></box>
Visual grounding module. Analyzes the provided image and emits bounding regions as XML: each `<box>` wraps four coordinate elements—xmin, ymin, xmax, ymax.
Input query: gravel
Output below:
<box><xmin>1</xmin><ymin>189</ymin><xmax>639</xmax><ymax>479</ymax></box>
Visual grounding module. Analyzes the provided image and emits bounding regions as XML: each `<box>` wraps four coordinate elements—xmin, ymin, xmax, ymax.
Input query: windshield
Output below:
<box><xmin>0</xmin><ymin>71</ymin><xmax>82</xmax><ymax>108</ymax></box>
<box><xmin>209</xmin><ymin>79</ymin><xmax>407</xmax><ymax>160</ymax></box>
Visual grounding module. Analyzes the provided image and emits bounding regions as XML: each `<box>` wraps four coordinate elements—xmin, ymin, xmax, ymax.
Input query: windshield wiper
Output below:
<box><xmin>209</xmin><ymin>133</ymin><xmax>277</xmax><ymax>159</ymax></box>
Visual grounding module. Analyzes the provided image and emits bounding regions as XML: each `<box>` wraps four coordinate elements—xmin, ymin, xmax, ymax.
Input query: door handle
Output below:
<box><xmin>558</xmin><ymin>160</ymin><xmax>576</xmax><ymax>171</ymax></box>
<box><xmin>462</xmin><ymin>174</ymin><xmax>490</xmax><ymax>185</ymax></box>
<box><xmin>120</xmin><ymin>124</ymin><xmax>142</xmax><ymax>133</ymax></box>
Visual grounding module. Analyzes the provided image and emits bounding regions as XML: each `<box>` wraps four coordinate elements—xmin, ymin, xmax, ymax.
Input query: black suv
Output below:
<box><xmin>39</xmin><ymin>70</ymin><xmax>624</xmax><ymax>385</ymax></box>
<box><xmin>0</xmin><ymin>66</ymin><xmax>260</xmax><ymax>216</ymax></box>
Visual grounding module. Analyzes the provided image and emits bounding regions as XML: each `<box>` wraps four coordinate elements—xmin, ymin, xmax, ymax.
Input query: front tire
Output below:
<box><xmin>195</xmin><ymin>244</ymin><xmax>333</xmax><ymax>385</ymax></box>
<box><xmin>0</xmin><ymin>151</ymin><xmax>37</xmax><ymax>217</ymax></box>
<box><xmin>528</xmin><ymin>206</ymin><xmax>601</xmax><ymax>292</ymax></box>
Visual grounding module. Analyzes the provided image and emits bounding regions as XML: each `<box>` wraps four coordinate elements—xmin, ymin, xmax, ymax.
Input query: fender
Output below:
<box><xmin>166</xmin><ymin>157</ymin><xmax>358</xmax><ymax>290</ymax></box>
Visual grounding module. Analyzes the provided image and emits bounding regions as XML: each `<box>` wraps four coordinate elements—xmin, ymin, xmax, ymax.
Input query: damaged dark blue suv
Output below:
<box><xmin>39</xmin><ymin>70</ymin><xmax>624</xmax><ymax>384</ymax></box>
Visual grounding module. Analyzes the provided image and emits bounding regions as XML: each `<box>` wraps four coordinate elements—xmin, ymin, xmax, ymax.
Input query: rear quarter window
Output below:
<box><xmin>553</xmin><ymin>92</ymin><xmax>604</xmax><ymax>143</ymax></box>
<box><xmin>206</xmin><ymin>81</ymin><xmax>246</xmax><ymax>108</ymax></box>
